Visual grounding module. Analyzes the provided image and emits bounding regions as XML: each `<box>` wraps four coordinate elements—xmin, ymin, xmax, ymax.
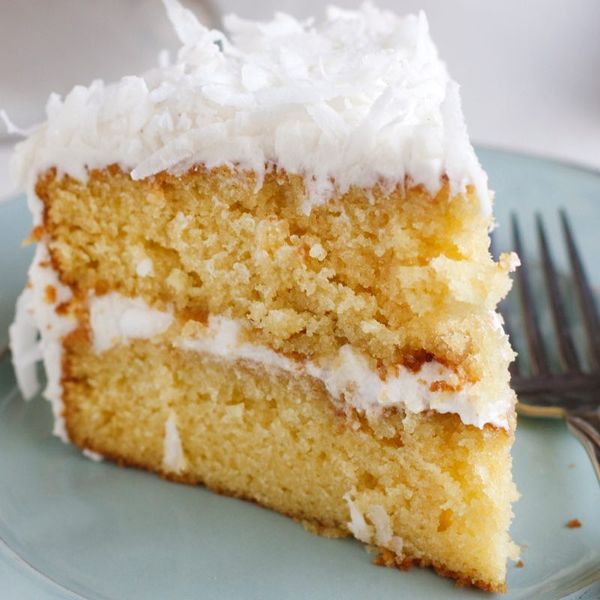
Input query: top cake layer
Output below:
<box><xmin>12</xmin><ymin>0</ymin><xmax>489</xmax><ymax>215</ymax></box>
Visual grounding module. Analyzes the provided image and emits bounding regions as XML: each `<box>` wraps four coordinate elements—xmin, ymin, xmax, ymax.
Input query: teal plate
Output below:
<box><xmin>0</xmin><ymin>148</ymin><xmax>599</xmax><ymax>599</ymax></box>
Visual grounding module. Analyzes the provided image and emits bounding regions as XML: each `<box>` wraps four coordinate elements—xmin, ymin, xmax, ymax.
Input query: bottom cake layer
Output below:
<box><xmin>62</xmin><ymin>334</ymin><xmax>518</xmax><ymax>591</ymax></box>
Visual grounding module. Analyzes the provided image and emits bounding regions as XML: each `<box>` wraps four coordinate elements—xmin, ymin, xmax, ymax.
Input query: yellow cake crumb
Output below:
<box><xmin>32</xmin><ymin>164</ymin><xmax>517</xmax><ymax>592</ymax></box>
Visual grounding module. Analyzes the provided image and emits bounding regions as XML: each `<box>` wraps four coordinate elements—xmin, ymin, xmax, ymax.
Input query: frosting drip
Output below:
<box><xmin>86</xmin><ymin>295</ymin><xmax>512</xmax><ymax>430</ymax></box>
<box><xmin>9</xmin><ymin>244</ymin><xmax>77</xmax><ymax>440</ymax></box>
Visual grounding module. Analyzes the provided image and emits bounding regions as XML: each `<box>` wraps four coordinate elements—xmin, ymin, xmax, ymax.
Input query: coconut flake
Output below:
<box><xmin>366</xmin><ymin>505</ymin><xmax>393</xmax><ymax>546</ymax></box>
<box><xmin>344</xmin><ymin>491</ymin><xmax>373</xmax><ymax>543</ymax></box>
<box><xmin>0</xmin><ymin>109</ymin><xmax>38</xmax><ymax>137</ymax></box>
<box><xmin>136</xmin><ymin>258</ymin><xmax>154</xmax><ymax>277</ymax></box>
<box><xmin>162</xmin><ymin>0</ymin><xmax>206</xmax><ymax>46</ymax></box>
<box><xmin>83</xmin><ymin>449</ymin><xmax>104</xmax><ymax>462</ymax></box>
<box><xmin>163</xmin><ymin>410</ymin><xmax>187</xmax><ymax>473</ymax></box>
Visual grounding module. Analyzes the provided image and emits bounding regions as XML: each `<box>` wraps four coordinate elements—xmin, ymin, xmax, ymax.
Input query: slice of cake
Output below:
<box><xmin>9</xmin><ymin>1</ymin><xmax>519</xmax><ymax>591</ymax></box>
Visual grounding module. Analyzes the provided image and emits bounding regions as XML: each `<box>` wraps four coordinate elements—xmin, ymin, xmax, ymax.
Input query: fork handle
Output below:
<box><xmin>566</xmin><ymin>409</ymin><xmax>600</xmax><ymax>484</ymax></box>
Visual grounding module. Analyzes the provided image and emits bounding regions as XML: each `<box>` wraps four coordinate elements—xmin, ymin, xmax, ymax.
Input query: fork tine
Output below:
<box><xmin>490</xmin><ymin>228</ymin><xmax>499</xmax><ymax>261</ymax></box>
<box><xmin>491</xmin><ymin>228</ymin><xmax>523</xmax><ymax>375</ymax></box>
<box><xmin>502</xmin><ymin>308</ymin><xmax>522</xmax><ymax>376</ymax></box>
<box><xmin>560</xmin><ymin>210</ymin><xmax>600</xmax><ymax>369</ymax></box>
<box><xmin>536</xmin><ymin>214</ymin><xmax>581</xmax><ymax>372</ymax></box>
<box><xmin>511</xmin><ymin>213</ymin><xmax>550</xmax><ymax>374</ymax></box>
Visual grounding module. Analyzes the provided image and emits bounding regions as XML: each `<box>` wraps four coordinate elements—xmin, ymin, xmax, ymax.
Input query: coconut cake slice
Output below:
<box><xmin>10</xmin><ymin>1</ymin><xmax>519</xmax><ymax>591</ymax></box>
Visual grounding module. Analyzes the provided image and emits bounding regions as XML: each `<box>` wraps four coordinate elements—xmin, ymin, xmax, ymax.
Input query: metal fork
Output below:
<box><xmin>498</xmin><ymin>210</ymin><xmax>600</xmax><ymax>482</ymax></box>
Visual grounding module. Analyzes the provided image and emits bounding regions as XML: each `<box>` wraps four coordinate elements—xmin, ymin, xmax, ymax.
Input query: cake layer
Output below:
<box><xmin>37</xmin><ymin>166</ymin><xmax>516</xmax><ymax>389</ymax></box>
<box><xmin>61</xmin><ymin>331</ymin><xmax>518</xmax><ymax>592</ymax></box>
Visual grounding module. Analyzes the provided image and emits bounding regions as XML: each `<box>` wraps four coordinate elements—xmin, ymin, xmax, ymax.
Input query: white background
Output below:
<box><xmin>1</xmin><ymin>0</ymin><xmax>599</xmax><ymax>199</ymax></box>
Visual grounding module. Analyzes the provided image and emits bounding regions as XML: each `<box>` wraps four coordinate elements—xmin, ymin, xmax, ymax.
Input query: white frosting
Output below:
<box><xmin>177</xmin><ymin>316</ymin><xmax>296</xmax><ymax>374</ymax></box>
<box><xmin>8</xmin><ymin>243</ymin><xmax>77</xmax><ymax>440</ymax></box>
<box><xmin>163</xmin><ymin>410</ymin><xmax>187</xmax><ymax>473</ymax></box>
<box><xmin>89</xmin><ymin>304</ymin><xmax>510</xmax><ymax>429</ymax></box>
<box><xmin>343</xmin><ymin>492</ymin><xmax>404</xmax><ymax>553</ymax></box>
<box><xmin>89</xmin><ymin>293</ymin><xmax>174</xmax><ymax>352</ymax></box>
<box><xmin>10</xmin><ymin>0</ymin><xmax>490</xmax><ymax>215</ymax></box>
<box><xmin>10</xmin><ymin>274</ymin><xmax>512</xmax><ymax>435</ymax></box>
<box><xmin>175</xmin><ymin>314</ymin><xmax>511</xmax><ymax>429</ymax></box>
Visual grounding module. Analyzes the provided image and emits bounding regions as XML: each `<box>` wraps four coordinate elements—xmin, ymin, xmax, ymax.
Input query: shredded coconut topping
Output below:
<box><xmin>11</xmin><ymin>0</ymin><xmax>490</xmax><ymax>214</ymax></box>
<box><xmin>163</xmin><ymin>410</ymin><xmax>187</xmax><ymax>473</ymax></box>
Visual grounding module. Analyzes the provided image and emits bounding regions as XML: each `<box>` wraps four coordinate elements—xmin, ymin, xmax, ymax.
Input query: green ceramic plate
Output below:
<box><xmin>0</xmin><ymin>148</ymin><xmax>599</xmax><ymax>599</ymax></box>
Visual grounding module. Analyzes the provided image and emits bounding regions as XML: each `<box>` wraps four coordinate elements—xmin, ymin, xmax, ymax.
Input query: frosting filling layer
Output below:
<box><xmin>87</xmin><ymin>293</ymin><xmax>511</xmax><ymax>430</ymax></box>
<box><xmin>10</xmin><ymin>245</ymin><xmax>512</xmax><ymax>440</ymax></box>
